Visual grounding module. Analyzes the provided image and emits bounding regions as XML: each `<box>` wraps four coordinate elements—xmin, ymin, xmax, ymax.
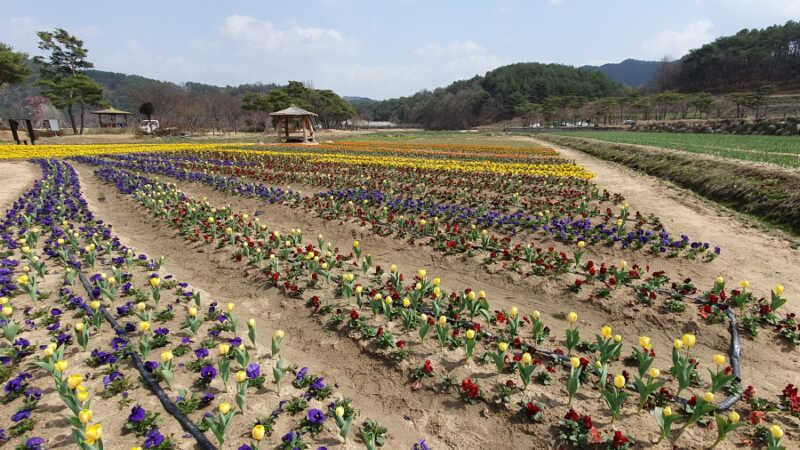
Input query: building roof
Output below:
<box><xmin>269</xmin><ymin>104</ymin><xmax>318</xmax><ymax>117</ymax></box>
<box><xmin>90</xmin><ymin>107</ymin><xmax>133</xmax><ymax>115</ymax></box>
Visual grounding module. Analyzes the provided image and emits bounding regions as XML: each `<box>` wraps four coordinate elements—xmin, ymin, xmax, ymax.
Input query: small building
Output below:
<box><xmin>270</xmin><ymin>104</ymin><xmax>317</xmax><ymax>143</ymax></box>
<box><xmin>91</xmin><ymin>107</ymin><xmax>133</xmax><ymax>128</ymax></box>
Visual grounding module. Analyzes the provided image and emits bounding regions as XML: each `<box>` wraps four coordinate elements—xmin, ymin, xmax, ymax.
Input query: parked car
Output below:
<box><xmin>623</xmin><ymin>119</ymin><xmax>636</xmax><ymax>126</ymax></box>
<box><xmin>139</xmin><ymin>119</ymin><xmax>160</xmax><ymax>134</ymax></box>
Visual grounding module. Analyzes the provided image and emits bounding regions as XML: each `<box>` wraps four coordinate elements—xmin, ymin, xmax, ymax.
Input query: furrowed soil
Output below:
<box><xmin>72</xmin><ymin>148</ymin><xmax>800</xmax><ymax>450</ymax></box>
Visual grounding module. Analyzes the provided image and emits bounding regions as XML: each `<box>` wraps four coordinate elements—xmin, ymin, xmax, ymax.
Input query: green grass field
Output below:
<box><xmin>547</xmin><ymin>130</ymin><xmax>800</xmax><ymax>167</ymax></box>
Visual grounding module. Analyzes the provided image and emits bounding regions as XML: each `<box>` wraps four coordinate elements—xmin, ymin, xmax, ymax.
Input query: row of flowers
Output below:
<box><xmin>80</xmin><ymin>159</ymin><xmax>795</xmax><ymax>448</ymax></box>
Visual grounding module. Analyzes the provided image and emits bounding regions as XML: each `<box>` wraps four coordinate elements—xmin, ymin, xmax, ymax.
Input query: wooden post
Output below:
<box><xmin>284</xmin><ymin>117</ymin><xmax>289</xmax><ymax>142</ymax></box>
<box><xmin>25</xmin><ymin>119</ymin><xmax>36</xmax><ymax>145</ymax></box>
<box><xmin>302</xmin><ymin>116</ymin><xmax>308</xmax><ymax>142</ymax></box>
<box><xmin>306</xmin><ymin>116</ymin><xmax>315</xmax><ymax>142</ymax></box>
<box><xmin>9</xmin><ymin>120</ymin><xmax>21</xmax><ymax>144</ymax></box>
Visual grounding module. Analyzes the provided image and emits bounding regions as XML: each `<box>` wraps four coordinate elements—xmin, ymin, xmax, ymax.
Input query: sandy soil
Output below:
<box><xmin>0</xmin><ymin>160</ymin><xmax>40</xmax><ymax>211</ymax></box>
<box><xmin>522</xmin><ymin>136</ymin><xmax>800</xmax><ymax>296</ymax></box>
<box><xmin>73</xmin><ymin>155</ymin><xmax>800</xmax><ymax>449</ymax></box>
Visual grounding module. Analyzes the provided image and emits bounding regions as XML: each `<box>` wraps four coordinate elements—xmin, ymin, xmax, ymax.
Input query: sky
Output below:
<box><xmin>2</xmin><ymin>0</ymin><xmax>799</xmax><ymax>99</ymax></box>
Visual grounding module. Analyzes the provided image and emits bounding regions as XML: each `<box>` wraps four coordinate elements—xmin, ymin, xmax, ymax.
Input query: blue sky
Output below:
<box><xmin>3</xmin><ymin>0</ymin><xmax>799</xmax><ymax>99</ymax></box>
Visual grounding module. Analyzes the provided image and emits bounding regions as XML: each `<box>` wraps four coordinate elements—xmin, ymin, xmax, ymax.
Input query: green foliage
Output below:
<box><xmin>0</xmin><ymin>43</ymin><xmax>31</xmax><ymax>88</ymax></box>
<box><xmin>356</xmin><ymin>63</ymin><xmax>620</xmax><ymax>129</ymax></box>
<box><xmin>242</xmin><ymin>81</ymin><xmax>355</xmax><ymax>128</ymax></box>
<box><xmin>666</xmin><ymin>20</ymin><xmax>800</xmax><ymax>92</ymax></box>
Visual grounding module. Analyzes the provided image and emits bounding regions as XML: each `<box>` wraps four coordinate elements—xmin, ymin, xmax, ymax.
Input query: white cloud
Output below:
<box><xmin>642</xmin><ymin>20</ymin><xmax>714</xmax><ymax>59</ymax></box>
<box><xmin>218</xmin><ymin>14</ymin><xmax>357</xmax><ymax>55</ymax></box>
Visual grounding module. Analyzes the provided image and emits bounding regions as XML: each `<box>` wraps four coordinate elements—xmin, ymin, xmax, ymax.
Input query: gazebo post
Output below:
<box><xmin>284</xmin><ymin>118</ymin><xmax>289</xmax><ymax>142</ymax></box>
<box><xmin>306</xmin><ymin>116</ymin><xmax>315</xmax><ymax>141</ymax></box>
<box><xmin>302</xmin><ymin>117</ymin><xmax>308</xmax><ymax>142</ymax></box>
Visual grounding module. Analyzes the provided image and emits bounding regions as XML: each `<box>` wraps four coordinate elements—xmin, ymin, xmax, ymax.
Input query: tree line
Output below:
<box><xmin>0</xmin><ymin>29</ymin><xmax>354</xmax><ymax>134</ymax></box>
<box><xmin>659</xmin><ymin>20</ymin><xmax>800</xmax><ymax>93</ymax></box>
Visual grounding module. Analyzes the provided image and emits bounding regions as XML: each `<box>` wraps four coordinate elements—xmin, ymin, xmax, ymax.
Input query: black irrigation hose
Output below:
<box><xmin>75</xmin><ymin>270</ymin><xmax>218</xmax><ymax>450</ymax></box>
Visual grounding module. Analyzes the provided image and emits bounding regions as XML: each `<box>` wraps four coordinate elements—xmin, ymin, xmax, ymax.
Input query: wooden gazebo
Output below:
<box><xmin>270</xmin><ymin>104</ymin><xmax>317</xmax><ymax>143</ymax></box>
<box><xmin>91</xmin><ymin>107</ymin><xmax>133</xmax><ymax>128</ymax></box>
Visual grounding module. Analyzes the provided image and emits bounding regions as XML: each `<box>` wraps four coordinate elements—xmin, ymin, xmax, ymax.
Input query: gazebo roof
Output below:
<box><xmin>270</xmin><ymin>104</ymin><xmax>318</xmax><ymax>117</ymax></box>
<box><xmin>91</xmin><ymin>107</ymin><xmax>133</xmax><ymax>115</ymax></box>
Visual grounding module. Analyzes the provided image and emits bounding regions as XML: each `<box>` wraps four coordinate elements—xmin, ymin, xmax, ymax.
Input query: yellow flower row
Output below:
<box><xmin>0</xmin><ymin>142</ymin><xmax>593</xmax><ymax>178</ymax></box>
<box><xmin>0</xmin><ymin>143</ymin><xmax>258</xmax><ymax>160</ymax></box>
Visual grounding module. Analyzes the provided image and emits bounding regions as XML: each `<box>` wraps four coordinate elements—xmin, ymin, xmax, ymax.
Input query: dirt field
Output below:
<box><xmin>1</xmin><ymin>134</ymin><xmax>798</xmax><ymax>449</ymax></box>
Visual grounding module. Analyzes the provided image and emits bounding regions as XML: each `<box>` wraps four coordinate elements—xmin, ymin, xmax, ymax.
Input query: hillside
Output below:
<box><xmin>0</xmin><ymin>65</ymin><xmax>282</xmax><ymax>120</ymax></box>
<box><xmin>581</xmin><ymin>58</ymin><xmax>662</xmax><ymax>88</ymax></box>
<box><xmin>355</xmin><ymin>62</ymin><xmax>621</xmax><ymax>129</ymax></box>
<box><xmin>663</xmin><ymin>20</ymin><xmax>800</xmax><ymax>92</ymax></box>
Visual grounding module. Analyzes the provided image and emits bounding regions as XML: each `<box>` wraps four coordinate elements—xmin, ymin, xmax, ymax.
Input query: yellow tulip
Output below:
<box><xmin>16</xmin><ymin>274</ymin><xmax>28</xmax><ymax>285</ymax></box>
<box><xmin>390</xmin><ymin>264</ymin><xmax>397</xmax><ymax>273</ymax></box>
<box><xmin>522</xmin><ymin>353</ymin><xmax>532</xmax><ymax>365</ymax></box>
<box><xmin>570</xmin><ymin>357</ymin><xmax>580</xmax><ymax>369</ymax></box>
<box><xmin>138</xmin><ymin>321</ymin><xmax>150</xmax><ymax>332</ymax></box>
<box><xmin>466</xmin><ymin>329</ymin><xmax>476</xmax><ymax>340</ymax></box>
<box><xmin>161</xmin><ymin>351</ymin><xmax>173</xmax><ymax>362</ymax></box>
<box><xmin>137</xmin><ymin>302</ymin><xmax>146</xmax><ymax>311</ymax></box>
<box><xmin>775</xmin><ymin>285</ymin><xmax>784</xmax><ymax>296</ymax></box>
<box><xmin>402</xmin><ymin>297</ymin><xmax>411</xmax><ymax>308</ymax></box>
<box><xmin>682</xmin><ymin>334</ymin><xmax>696</xmax><ymax>347</ymax></box>
<box><xmin>0</xmin><ymin>297</ymin><xmax>6</xmax><ymax>305</ymax></box>
<box><xmin>713</xmin><ymin>354</ymin><xmax>726</xmax><ymax>367</ymax></box>
<box><xmin>352</xmin><ymin>240</ymin><xmax>359</xmax><ymax>248</ymax></box>
<box><xmin>438</xmin><ymin>315</ymin><xmax>447</xmax><ymax>326</ymax></box>
<box><xmin>614</xmin><ymin>334</ymin><xmax>622</xmax><ymax>343</ymax></box>
<box><xmin>68</xmin><ymin>374</ymin><xmax>84</xmax><ymax>389</ymax></box>
<box><xmin>248</xmin><ymin>318</ymin><xmax>256</xmax><ymax>327</ymax></box>
<box><xmin>673</xmin><ymin>339</ymin><xmax>683</xmax><ymax>349</ymax></box>
<box><xmin>79</xmin><ymin>409</ymin><xmax>93</xmax><ymax>424</ymax></box>
<box><xmin>90</xmin><ymin>301</ymin><xmax>101</xmax><ymax>310</ymax></box>
<box><xmin>478</xmin><ymin>290</ymin><xmax>486</xmax><ymax>299</ymax></box>
<box><xmin>663</xmin><ymin>406</ymin><xmax>672</xmax><ymax>416</ymax></box>
<box><xmin>639</xmin><ymin>336</ymin><xmax>651</xmax><ymax>350</ymax></box>
<box><xmin>620</xmin><ymin>260</ymin><xmax>627</xmax><ymax>269</ymax></box>
<box><xmin>467</xmin><ymin>291</ymin><xmax>476</xmax><ymax>300</ymax></box>
<box><xmin>418</xmin><ymin>269</ymin><xmax>426</xmax><ymax>279</ymax></box>
<box><xmin>716</xmin><ymin>276</ymin><xmax>724</xmax><ymax>284</ymax></box>
<box><xmin>236</xmin><ymin>370</ymin><xmax>247</xmax><ymax>383</ymax></box>
<box><xmin>274</xmin><ymin>329</ymin><xmax>285</xmax><ymax>339</ymax></box>
<box><xmin>498</xmin><ymin>342</ymin><xmax>508</xmax><ymax>353</ymax></box>
<box><xmin>420</xmin><ymin>313</ymin><xmax>427</xmax><ymax>322</ymax></box>
<box><xmin>1</xmin><ymin>306</ymin><xmax>13</xmax><ymax>317</ymax></box>
<box><xmin>77</xmin><ymin>389</ymin><xmax>89</xmax><ymax>402</ymax></box>
<box><xmin>728</xmin><ymin>411</ymin><xmax>740</xmax><ymax>423</ymax></box>
<box><xmin>55</xmin><ymin>360</ymin><xmax>68</xmax><ymax>371</ymax></box>
<box><xmin>601</xmin><ymin>325</ymin><xmax>612</xmax><ymax>339</ymax></box>
<box><xmin>219</xmin><ymin>402</ymin><xmax>231</xmax><ymax>414</ymax></box>
<box><xmin>335</xmin><ymin>406</ymin><xmax>345</xmax><ymax>417</ymax></box>
<box><xmin>770</xmin><ymin>425</ymin><xmax>784</xmax><ymax>439</ymax></box>
<box><xmin>149</xmin><ymin>277</ymin><xmax>160</xmax><ymax>287</ymax></box>
<box><xmin>75</xmin><ymin>322</ymin><xmax>84</xmax><ymax>332</ymax></box>
<box><xmin>433</xmin><ymin>277</ymin><xmax>441</xmax><ymax>286</ymax></box>
<box><xmin>218</xmin><ymin>343</ymin><xmax>230</xmax><ymax>355</ymax></box>
<box><xmin>567</xmin><ymin>311</ymin><xmax>578</xmax><ymax>323</ymax></box>
<box><xmin>227</xmin><ymin>302</ymin><xmax>235</xmax><ymax>312</ymax></box>
<box><xmin>532</xmin><ymin>310</ymin><xmax>540</xmax><ymax>320</ymax></box>
<box><xmin>648</xmin><ymin>367</ymin><xmax>660</xmax><ymax>378</ymax></box>
<box><xmin>252</xmin><ymin>424</ymin><xmax>265</xmax><ymax>440</ymax></box>
<box><xmin>739</xmin><ymin>280</ymin><xmax>749</xmax><ymax>289</ymax></box>
<box><xmin>509</xmin><ymin>306</ymin><xmax>518</xmax><ymax>317</ymax></box>
<box><xmin>703</xmin><ymin>392</ymin><xmax>714</xmax><ymax>403</ymax></box>
<box><xmin>85</xmin><ymin>424</ymin><xmax>102</xmax><ymax>444</ymax></box>
<box><xmin>614</xmin><ymin>374</ymin><xmax>625</xmax><ymax>389</ymax></box>
<box><xmin>577</xmin><ymin>241</ymin><xmax>585</xmax><ymax>248</ymax></box>
<box><xmin>188</xmin><ymin>306</ymin><xmax>198</xmax><ymax>317</ymax></box>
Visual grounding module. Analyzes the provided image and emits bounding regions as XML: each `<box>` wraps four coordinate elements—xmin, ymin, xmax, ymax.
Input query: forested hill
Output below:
<box><xmin>0</xmin><ymin>65</ymin><xmax>283</xmax><ymax>118</ymax></box>
<box><xmin>662</xmin><ymin>20</ymin><xmax>800</xmax><ymax>92</ymax></box>
<box><xmin>581</xmin><ymin>59</ymin><xmax>662</xmax><ymax>88</ymax></box>
<box><xmin>354</xmin><ymin>62</ymin><xmax>621</xmax><ymax>129</ymax></box>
